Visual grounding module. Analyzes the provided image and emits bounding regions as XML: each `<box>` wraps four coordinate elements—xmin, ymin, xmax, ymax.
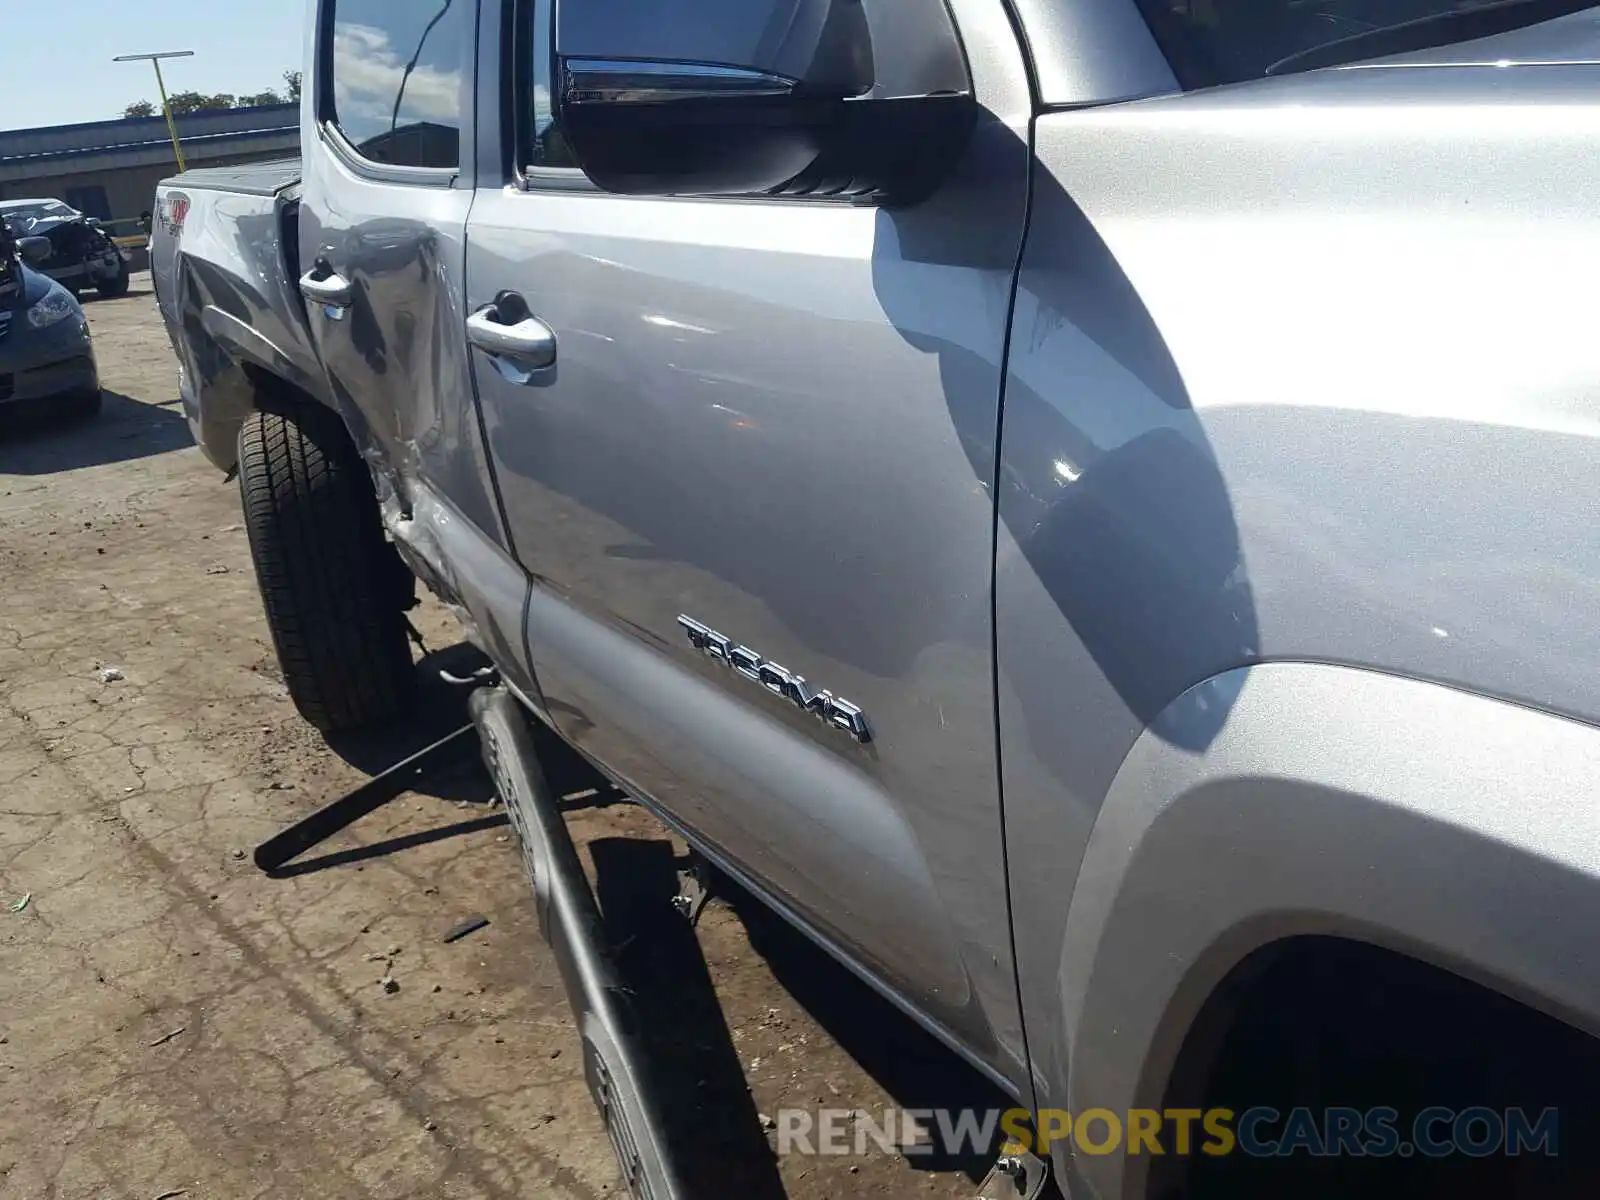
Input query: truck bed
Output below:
<box><xmin>153</xmin><ymin>160</ymin><xmax>326</xmax><ymax>470</ymax></box>
<box><xmin>167</xmin><ymin>158</ymin><xmax>303</xmax><ymax>197</ymax></box>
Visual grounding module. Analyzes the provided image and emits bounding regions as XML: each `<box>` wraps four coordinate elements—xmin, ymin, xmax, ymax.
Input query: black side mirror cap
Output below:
<box><xmin>556</xmin><ymin>0</ymin><xmax>975</xmax><ymax>203</ymax></box>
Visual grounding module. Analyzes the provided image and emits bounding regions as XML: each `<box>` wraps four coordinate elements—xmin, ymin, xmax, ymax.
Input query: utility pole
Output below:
<box><xmin>114</xmin><ymin>51</ymin><xmax>196</xmax><ymax>172</ymax></box>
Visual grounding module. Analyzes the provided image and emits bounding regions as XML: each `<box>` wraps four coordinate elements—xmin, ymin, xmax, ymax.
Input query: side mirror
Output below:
<box><xmin>17</xmin><ymin>236</ymin><xmax>52</xmax><ymax>265</ymax></box>
<box><xmin>557</xmin><ymin>0</ymin><xmax>976</xmax><ymax>203</ymax></box>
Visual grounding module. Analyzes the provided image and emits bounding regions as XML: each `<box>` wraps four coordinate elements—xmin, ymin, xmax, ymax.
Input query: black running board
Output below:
<box><xmin>470</xmin><ymin>687</ymin><xmax>689</xmax><ymax>1200</ymax></box>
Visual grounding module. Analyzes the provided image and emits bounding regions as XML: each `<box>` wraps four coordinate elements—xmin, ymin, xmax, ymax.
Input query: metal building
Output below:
<box><xmin>0</xmin><ymin>105</ymin><xmax>299</xmax><ymax>229</ymax></box>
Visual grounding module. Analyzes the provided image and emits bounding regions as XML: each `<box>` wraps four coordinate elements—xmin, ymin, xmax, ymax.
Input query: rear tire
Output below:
<box><xmin>237</xmin><ymin>404</ymin><xmax>415</xmax><ymax>733</ymax></box>
<box><xmin>96</xmin><ymin>261</ymin><xmax>130</xmax><ymax>299</ymax></box>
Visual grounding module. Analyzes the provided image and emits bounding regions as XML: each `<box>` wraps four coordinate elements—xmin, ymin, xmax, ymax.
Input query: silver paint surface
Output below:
<box><xmin>467</xmin><ymin>0</ymin><xmax>1035</xmax><ymax>1084</ymax></box>
<box><xmin>675</xmin><ymin>614</ymin><xmax>874</xmax><ymax>742</ymax></box>
<box><xmin>1000</xmin><ymin>35</ymin><xmax>1600</xmax><ymax>1190</ymax></box>
<box><xmin>295</xmin><ymin>0</ymin><xmax>506</xmax><ymax>551</ymax></box>
<box><xmin>1053</xmin><ymin>664</ymin><xmax>1600</xmax><ymax>1199</ymax></box>
<box><xmin>1006</xmin><ymin>0</ymin><xmax>1177</xmax><ymax>105</ymax></box>
<box><xmin>297</xmin><ymin>146</ymin><xmax>505</xmax><ymax>548</ymax></box>
<box><xmin>382</xmin><ymin>479</ymin><xmax>541</xmax><ymax>707</ymax></box>
<box><xmin>153</xmin><ymin>4</ymin><xmax>1600</xmax><ymax>1185</ymax></box>
<box><xmin>152</xmin><ymin>175</ymin><xmax>327</xmax><ymax>470</ymax></box>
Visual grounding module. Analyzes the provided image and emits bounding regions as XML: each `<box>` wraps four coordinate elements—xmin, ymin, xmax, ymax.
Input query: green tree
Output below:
<box><xmin>125</xmin><ymin>70</ymin><xmax>299</xmax><ymax>119</ymax></box>
<box><xmin>165</xmin><ymin>91</ymin><xmax>237</xmax><ymax>115</ymax></box>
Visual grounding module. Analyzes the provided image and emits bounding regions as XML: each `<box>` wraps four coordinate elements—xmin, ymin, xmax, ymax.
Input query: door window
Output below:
<box><xmin>522</xmin><ymin>0</ymin><xmax>578</xmax><ymax>169</ymax></box>
<box><xmin>328</xmin><ymin>0</ymin><xmax>467</xmax><ymax>168</ymax></box>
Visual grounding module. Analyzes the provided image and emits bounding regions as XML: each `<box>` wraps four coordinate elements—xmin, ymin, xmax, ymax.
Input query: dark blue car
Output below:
<box><xmin>0</xmin><ymin>230</ymin><xmax>102</xmax><ymax>421</ymax></box>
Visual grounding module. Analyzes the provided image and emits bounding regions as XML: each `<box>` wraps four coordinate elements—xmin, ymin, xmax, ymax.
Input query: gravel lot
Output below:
<box><xmin>0</xmin><ymin>280</ymin><xmax>1006</xmax><ymax>1200</ymax></box>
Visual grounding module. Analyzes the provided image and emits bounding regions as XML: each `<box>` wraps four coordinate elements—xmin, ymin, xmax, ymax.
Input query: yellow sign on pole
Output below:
<box><xmin>152</xmin><ymin>59</ymin><xmax>188</xmax><ymax>173</ymax></box>
<box><xmin>113</xmin><ymin>51</ymin><xmax>196</xmax><ymax>173</ymax></box>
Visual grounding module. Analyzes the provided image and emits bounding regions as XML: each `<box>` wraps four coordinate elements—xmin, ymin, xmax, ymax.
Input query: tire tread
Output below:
<box><xmin>237</xmin><ymin>405</ymin><xmax>413</xmax><ymax>732</ymax></box>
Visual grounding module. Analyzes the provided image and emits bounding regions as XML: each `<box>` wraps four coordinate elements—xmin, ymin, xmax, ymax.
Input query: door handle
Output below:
<box><xmin>467</xmin><ymin>304</ymin><xmax>557</xmax><ymax>371</ymax></box>
<box><xmin>300</xmin><ymin>265</ymin><xmax>354</xmax><ymax>309</ymax></box>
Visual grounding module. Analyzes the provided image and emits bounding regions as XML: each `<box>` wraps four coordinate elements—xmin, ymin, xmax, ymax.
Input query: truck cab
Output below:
<box><xmin>155</xmin><ymin>0</ymin><xmax>1600</xmax><ymax>1195</ymax></box>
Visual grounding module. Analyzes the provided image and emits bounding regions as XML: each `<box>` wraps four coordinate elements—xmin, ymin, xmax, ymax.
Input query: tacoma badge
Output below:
<box><xmin>677</xmin><ymin>616</ymin><xmax>872</xmax><ymax>743</ymax></box>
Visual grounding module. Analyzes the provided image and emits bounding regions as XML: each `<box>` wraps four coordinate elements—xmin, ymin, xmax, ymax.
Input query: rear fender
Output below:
<box><xmin>1051</xmin><ymin>662</ymin><xmax>1600</xmax><ymax>1199</ymax></box>
<box><xmin>162</xmin><ymin>187</ymin><xmax>330</xmax><ymax>471</ymax></box>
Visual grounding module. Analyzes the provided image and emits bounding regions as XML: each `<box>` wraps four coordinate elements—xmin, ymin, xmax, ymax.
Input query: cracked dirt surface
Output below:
<box><xmin>0</xmin><ymin>283</ymin><xmax>1009</xmax><ymax>1199</ymax></box>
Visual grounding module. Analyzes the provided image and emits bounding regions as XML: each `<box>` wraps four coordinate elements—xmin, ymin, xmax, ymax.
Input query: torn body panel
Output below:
<box><xmin>381</xmin><ymin>480</ymin><xmax>540</xmax><ymax>709</ymax></box>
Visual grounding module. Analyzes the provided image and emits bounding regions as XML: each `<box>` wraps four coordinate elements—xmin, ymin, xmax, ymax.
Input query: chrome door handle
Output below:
<box><xmin>300</xmin><ymin>268</ymin><xmax>354</xmax><ymax>308</ymax></box>
<box><xmin>467</xmin><ymin>306</ymin><xmax>557</xmax><ymax>370</ymax></box>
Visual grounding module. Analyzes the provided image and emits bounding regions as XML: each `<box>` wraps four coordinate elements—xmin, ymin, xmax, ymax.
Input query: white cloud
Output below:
<box><xmin>333</xmin><ymin>21</ymin><xmax>461</xmax><ymax>130</ymax></box>
<box><xmin>532</xmin><ymin>83</ymin><xmax>555</xmax><ymax>133</ymax></box>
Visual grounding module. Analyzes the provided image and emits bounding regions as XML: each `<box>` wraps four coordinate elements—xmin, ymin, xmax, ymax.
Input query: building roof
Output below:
<box><xmin>0</xmin><ymin>104</ymin><xmax>298</xmax><ymax>162</ymax></box>
<box><xmin>0</xmin><ymin>105</ymin><xmax>299</xmax><ymax>183</ymax></box>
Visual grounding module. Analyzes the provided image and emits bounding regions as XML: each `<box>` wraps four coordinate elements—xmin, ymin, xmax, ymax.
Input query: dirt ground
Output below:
<box><xmin>0</xmin><ymin>281</ymin><xmax>1009</xmax><ymax>1200</ymax></box>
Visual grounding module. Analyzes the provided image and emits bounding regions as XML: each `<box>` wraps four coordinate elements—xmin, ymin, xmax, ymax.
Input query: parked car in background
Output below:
<box><xmin>0</xmin><ymin>198</ymin><xmax>130</xmax><ymax>300</ymax></box>
<box><xmin>0</xmin><ymin>224</ymin><xmax>103</xmax><ymax>422</ymax></box>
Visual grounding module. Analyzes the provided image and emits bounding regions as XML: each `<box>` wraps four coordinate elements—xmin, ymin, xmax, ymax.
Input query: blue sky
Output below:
<box><xmin>1</xmin><ymin>0</ymin><xmax>305</xmax><ymax>130</ymax></box>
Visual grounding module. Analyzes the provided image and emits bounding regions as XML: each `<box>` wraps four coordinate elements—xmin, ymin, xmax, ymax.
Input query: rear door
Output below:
<box><xmin>466</xmin><ymin>0</ymin><xmax>1037</xmax><ymax>1082</ymax></box>
<box><xmin>297</xmin><ymin>0</ymin><xmax>505</xmax><ymax>546</ymax></box>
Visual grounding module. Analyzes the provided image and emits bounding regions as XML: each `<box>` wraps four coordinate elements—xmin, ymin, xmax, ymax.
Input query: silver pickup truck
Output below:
<box><xmin>154</xmin><ymin>0</ymin><xmax>1600</xmax><ymax>1195</ymax></box>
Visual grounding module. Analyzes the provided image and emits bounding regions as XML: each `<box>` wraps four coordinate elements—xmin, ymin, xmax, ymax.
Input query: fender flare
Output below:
<box><xmin>172</xmin><ymin>239</ymin><xmax>339</xmax><ymax>472</ymax></box>
<box><xmin>200</xmin><ymin>304</ymin><xmax>324</xmax><ymax>400</ymax></box>
<box><xmin>1053</xmin><ymin>661</ymin><xmax>1600</xmax><ymax>1199</ymax></box>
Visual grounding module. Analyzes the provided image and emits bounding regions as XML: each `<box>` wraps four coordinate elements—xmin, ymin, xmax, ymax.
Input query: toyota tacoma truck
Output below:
<box><xmin>153</xmin><ymin>0</ymin><xmax>1600</xmax><ymax>1195</ymax></box>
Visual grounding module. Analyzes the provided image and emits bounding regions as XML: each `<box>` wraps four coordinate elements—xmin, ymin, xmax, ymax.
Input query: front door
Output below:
<box><xmin>298</xmin><ymin>0</ymin><xmax>503</xmax><ymax>545</ymax></box>
<box><xmin>467</xmin><ymin>0</ymin><xmax>1036</xmax><ymax>1083</ymax></box>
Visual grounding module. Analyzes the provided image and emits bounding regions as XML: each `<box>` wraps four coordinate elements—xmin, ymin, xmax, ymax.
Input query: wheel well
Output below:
<box><xmin>239</xmin><ymin>366</ymin><xmax>378</xmax><ymax>477</ymax></box>
<box><xmin>188</xmin><ymin>363</ymin><xmax>327</xmax><ymax>476</ymax></box>
<box><xmin>241</xmin><ymin>362</ymin><xmax>318</xmax><ymax>415</ymax></box>
<box><xmin>236</xmin><ymin>378</ymin><xmax>415</xmax><ymax>607</ymax></box>
<box><xmin>1153</xmin><ymin>936</ymin><xmax>1600</xmax><ymax>1198</ymax></box>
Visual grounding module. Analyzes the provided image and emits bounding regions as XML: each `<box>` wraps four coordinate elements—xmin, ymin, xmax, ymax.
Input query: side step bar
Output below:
<box><xmin>469</xmin><ymin>687</ymin><xmax>690</xmax><ymax>1200</ymax></box>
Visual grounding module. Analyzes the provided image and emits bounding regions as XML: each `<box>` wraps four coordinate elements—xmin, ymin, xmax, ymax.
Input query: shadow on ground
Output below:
<box><xmin>0</xmin><ymin>390</ymin><xmax>191</xmax><ymax>473</ymax></box>
<box><xmin>326</xmin><ymin>641</ymin><xmax>625</xmax><ymax>802</ymax></box>
<box><xmin>593</xmin><ymin>838</ymin><xmax>791</xmax><ymax>1200</ymax></box>
<box><xmin>591</xmin><ymin>841</ymin><xmax>1013</xmax><ymax>1196</ymax></box>
<box><xmin>279</xmin><ymin>643</ymin><xmax>624</xmax><ymax>880</ymax></box>
<box><xmin>311</xmin><ymin>639</ymin><xmax>1009</xmax><ymax>1194</ymax></box>
<box><xmin>81</xmin><ymin>285</ymin><xmax>155</xmax><ymax>304</ymax></box>
<box><xmin>732</xmin><ymin>880</ymin><xmax>1014</xmax><ymax>1182</ymax></box>
<box><xmin>323</xmin><ymin>642</ymin><xmax>501</xmax><ymax>806</ymax></box>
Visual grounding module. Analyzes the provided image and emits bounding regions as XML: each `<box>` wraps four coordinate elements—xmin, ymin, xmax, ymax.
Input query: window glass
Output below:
<box><xmin>1137</xmin><ymin>0</ymin><xmax>1565</xmax><ymax>88</ymax></box>
<box><xmin>1</xmin><ymin>200</ymin><xmax>77</xmax><ymax>229</ymax></box>
<box><xmin>330</xmin><ymin>0</ymin><xmax>465</xmax><ymax>168</ymax></box>
<box><xmin>527</xmin><ymin>0</ymin><xmax>578</xmax><ymax>168</ymax></box>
